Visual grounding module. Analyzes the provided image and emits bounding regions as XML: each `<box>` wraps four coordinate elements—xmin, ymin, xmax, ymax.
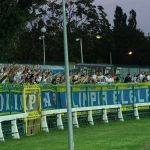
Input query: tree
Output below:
<box><xmin>113</xmin><ymin>6</ymin><xmax>132</xmax><ymax>64</ymax></box>
<box><xmin>1</xmin><ymin>0</ymin><xmax>149</xmax><ymax>65</ymax></box>
<box><xmin>128</xmin><ymin>9</ymin><xmax>137</xmax><ymax>30</ymax></box>
<box><xmin>0</xmin><ymin>0</ymin><xmax>46</xmax><ymax>62</ymax></box>
<box><xmin>113</xmin><ymin>6</ymin><xmax>127</xmax><ymax>31</ymax></box>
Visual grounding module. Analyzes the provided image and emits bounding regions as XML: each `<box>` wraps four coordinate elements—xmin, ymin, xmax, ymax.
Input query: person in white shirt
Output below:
<box><xmin>139</xmin><ymin>72</ymin><xmax>144</xmax><ymax>82</ymax></box>
<box><xmin>147</xmin><ymin>73</ymin><xmax>150</xmax><ymax>81</ymax></box>
<box><xmin>106</xmin><ymin>74</ymin><xmax>114</xmax><ymax>83</ymax></box>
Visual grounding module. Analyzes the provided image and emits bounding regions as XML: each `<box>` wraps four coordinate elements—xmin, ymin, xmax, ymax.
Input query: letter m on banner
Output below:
<box><xmin>23</xmin><ymin>85</ymin><xmax>41</xmax><ymax>136</ymax></box>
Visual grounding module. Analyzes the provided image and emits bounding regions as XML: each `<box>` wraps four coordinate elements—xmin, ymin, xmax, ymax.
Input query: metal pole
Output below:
<box><xmin>110</xmin><ymin>51</ymin><xmax>112</xmax><ymax>65</ymax></box>
<box><xmin>42</xmin><ymin>34</ymin><xmax>46</xmax><ymax>65</ymax></box>
<box><xmin>62</xmin><ymin>0</ymin><xmax>74</xmax><ymax>150</ymax></box>
<box><xmin>80</xmin><ymin>38</ymin><xmax>84</xmax><ymax>64</ymax></box>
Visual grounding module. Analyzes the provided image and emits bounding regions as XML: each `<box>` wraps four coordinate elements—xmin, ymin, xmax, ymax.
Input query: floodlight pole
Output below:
<box><xmin>39</xmin><ymin>27</ymin><xmax>46</xmax><ymax>65</ymax></box>
<box><xmin>110</xmin><ymin>51</ymin><xmax>112</xmax><ymax>65</ymax></box>
<box><xmin>62</xmin><ymin>0</ymin><xmax>74</xmax><ymax>150</ymax></box>
<box><xmin>80</xmin><ymin>38</ymin><xmax>83</xmax><ymax>64</ymax></box>
<box><xmin>42</xmin><ymin>34</ymin><xmax>46</xmax><ymax>65</ymax></box>
<box><xmin>76</xmin><ymin>38</ymin><xmax>84</xmax><ymax>64</ymax></box>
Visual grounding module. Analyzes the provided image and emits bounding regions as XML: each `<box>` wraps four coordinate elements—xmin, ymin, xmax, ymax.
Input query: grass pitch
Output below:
<box><xmin>1</xmin><ymin>118</ymin><xmax>150</xmax><ymax>150</ymax></box>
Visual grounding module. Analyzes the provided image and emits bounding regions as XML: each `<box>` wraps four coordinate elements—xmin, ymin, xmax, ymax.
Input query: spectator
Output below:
<box><xmin>124</xmin><ymin>74</ymin><xmax>132</xmax><ymax>83</ymax></box>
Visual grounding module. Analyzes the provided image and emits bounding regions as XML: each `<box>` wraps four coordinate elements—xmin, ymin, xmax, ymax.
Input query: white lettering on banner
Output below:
<box><xmin>14</xmin><ymin>94</ymin><xmax>18</xmax><ymax>111</ymax></box>
<box><xmin>72</xmin><ymin>93</ymin><xmax>78</xmax><ymax>108</ymax></box>
<box><xmin>121</xmin><ymin>91</ymin><xmax>124</xmax><ymax>103</ymax></box>
<box><xmin>113</xmin><ymin>91</ymin><xmax>118</xmax><ymax>104</ymax></box>
<box><xmin>28</xmin><ymin>94</ymin><xmax>36</xmax><ymax>110</ymax></box>
<box><xmin>133</xmin><ymin>90</ymin><xmax>137</xmax><ymax>103</ymax></box>
<box><xmin>138</xmin><ymin>89</ymin><xmax>145</xmax><ymax>103</ymax></box>
<box><xmin>6</xmin><ymin>94</ymin><xmax>10</xmax><ymax>111</ymax></box>
<box><xmin>146</xmin><ymin>89</ymin><xmax>149</xmax><ymax>102</ymax></box>
<box><xmin>133</xmin><ymin>91</ymin><xmax>137</xmax><ymax>103</ymax></box>
<box><xmin>97</xmin><ymin>92</ymin><xmax>100</xmax><ymax>105</ymax></box>
<box><xmin>53</xmin><ymin>93</ymin><xmax>56</xmax><ymax>106</ymax></box>
<box><xmin>0</xmin><ymin>94</ymin><xmax>4</xmax><ymax>111</ymax></box>
<box><xmin>129</xmin><ymin>90</ymin><xmax>134</xmax><ymax>103</ymax></box>
<box><xmin>0</xmin><ymin>93</ymin><xmax>23</xmax><ymax>112</ymax></box>
<box><xmin>82</xmin><ymin>92</ymin><xmax>87</xmax><ymax>107</ymax></box>
<box><xmin>119</xmin><ymin>90</ymin><xmax>128</xmax><ymax>104</ymax></box>
<box><xmin>43</xmin><ymin>92</ymin><xmax>52</xmax><ymax>107</ymax></box>
<box><xmin>102</xmin><ymin>91</ymin><xmax>107</xmax><ymax>105</ymax></box>
<box><xmin>90</xmin><ymin>92</ymin><xmax>97</xmax><ymax>106</ymax></box>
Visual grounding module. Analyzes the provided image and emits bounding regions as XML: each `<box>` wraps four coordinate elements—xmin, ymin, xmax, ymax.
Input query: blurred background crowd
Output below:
<box><xmin>0</xmin><ymin>64</ymin><xmax>150</xmax><ymax>85</ymax></box>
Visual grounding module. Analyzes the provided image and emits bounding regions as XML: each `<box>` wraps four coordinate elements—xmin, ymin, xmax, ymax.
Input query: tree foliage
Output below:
<box><xmin>0</xmin><ymin>0</ymin><xmax>46</xmax><ymax>62</ymax></box>
<box><xmin>0</xmin><ymin>0</ymin><xmax>150</xmax><ymax>65</ymax></box>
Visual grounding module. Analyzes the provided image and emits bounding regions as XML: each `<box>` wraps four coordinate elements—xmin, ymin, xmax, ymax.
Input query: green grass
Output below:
<box><xmin>1</xmin><ymin>118</ymin><xmax>150</xmax><ymax>150</ymax></box>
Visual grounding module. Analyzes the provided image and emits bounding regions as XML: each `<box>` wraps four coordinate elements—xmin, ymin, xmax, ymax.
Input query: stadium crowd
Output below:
<box><xmin>0</xmin><ymin>64</ymin><xmax>150</xmax><ymax>84</ymax></box>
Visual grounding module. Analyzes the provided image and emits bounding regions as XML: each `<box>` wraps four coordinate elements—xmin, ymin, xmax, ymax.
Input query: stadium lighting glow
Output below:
<box><xmin>76</xmin><ymin>38</ymin><xmax>80</xmax><ymax>41</ymax></box>
<box><xmin>41</xmin><ymin>27</ymin><xmax>46</xmax><ymax>33</ymax></box>
<box><xmin>128</xmin><ymin>51</ymin><xmax>133</xmax><ymax>55</ymax></box>
<box><xmin>96</xmin><ymin>35</ymin><xmax>102</xmax><ymax>39</ymax></box>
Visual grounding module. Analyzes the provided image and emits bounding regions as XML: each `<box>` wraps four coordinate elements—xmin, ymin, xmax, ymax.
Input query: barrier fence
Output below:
<box><xmin>0</xmin><ymin>83</ymin><xmax>150</xmax><ymax>141</ymax></box>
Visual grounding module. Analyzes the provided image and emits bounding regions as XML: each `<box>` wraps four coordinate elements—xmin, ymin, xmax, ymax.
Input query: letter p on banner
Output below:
<box><xmin>23</xmin><ymin>85</ymin><xmax>41</xmax><ymax>136</ymax></box>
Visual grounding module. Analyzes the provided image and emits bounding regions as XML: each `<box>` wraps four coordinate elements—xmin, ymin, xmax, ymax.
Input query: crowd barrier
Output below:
<box><xmin>0</xmin><ymin>83</ymin><xmax>150</xmax><ymax>141</ymax></box>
